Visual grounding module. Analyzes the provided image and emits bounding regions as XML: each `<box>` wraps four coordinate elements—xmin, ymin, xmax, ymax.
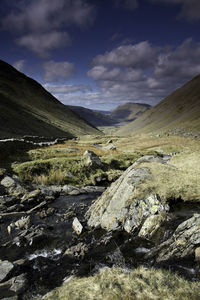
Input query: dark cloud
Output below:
<box><xmin>2</xmin><ymin>0</ymin><xmax>95</xmax><ymax>56</ymax></box>
<box><xmin>43</xmin><ymin>60</ymin><xmax>75</xmax><ymax>82</ymax></box>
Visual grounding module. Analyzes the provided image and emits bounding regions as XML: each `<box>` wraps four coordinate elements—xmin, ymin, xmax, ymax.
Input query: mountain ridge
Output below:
<box><xmin>0</xmin><ymin>60</ymin><xmax>99</xmax><ymax>138</ymax></box>
<box><xmin>117</xmin><ymin>75</ymin><xmax>200</xmax><ymax>136</ymax></box>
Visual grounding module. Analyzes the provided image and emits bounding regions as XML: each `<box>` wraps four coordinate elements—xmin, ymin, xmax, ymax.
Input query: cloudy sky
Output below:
<box><xmin>1</xmin><ymin>0</ymin><xmax>200</xmax><ymax>110</ymax></box>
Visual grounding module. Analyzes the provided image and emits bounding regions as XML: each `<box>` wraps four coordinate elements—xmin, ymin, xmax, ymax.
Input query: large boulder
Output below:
<box><xmin>86</xmin><ymin>164</ymin><xmax>169</xmax><ymax>232</ymax></box>
<box><xmin>145</xmin><ymin>213</ymin><xmax>200</xmax><ymax>262</ymax></box>
<box><xmin>82</xmin><ymin>150</ymin><xmax>102</xmax><ymax>168</ymax></box>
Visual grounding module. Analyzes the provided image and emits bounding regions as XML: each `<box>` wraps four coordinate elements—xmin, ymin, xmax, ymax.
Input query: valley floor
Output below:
<box><xmin>0</xmin><ymin>131</ymin><xmax>200</xmax><ymax>299</ymax></box>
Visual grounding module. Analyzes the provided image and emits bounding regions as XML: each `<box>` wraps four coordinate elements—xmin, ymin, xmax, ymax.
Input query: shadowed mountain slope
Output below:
<box><xmin>69</xmin><ymin>105</ymin><xmax>117</xmax><ymax>126</ymax></box>
<box><xmin>0</xmin><ymin>60</ymin><xmax>99</xmax><ymax>138</ymax></box>
<box><xmin>111</xmin><ymin>102</ymin><xmax>150</xmax><ymax>123</ymax></box>
<box><xmin>118</xmin><ymin>75</ymin><xmax>200</xmax><ymax>136</ymax></box>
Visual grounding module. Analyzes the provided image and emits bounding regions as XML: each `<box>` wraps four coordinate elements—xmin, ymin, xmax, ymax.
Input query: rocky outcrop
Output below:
<box><xmin>145</xmin><ymin>213</ymin><xmax>200</xmax><ymax>262</ymax></box>
<box><xmin>86</xmin><ymin>163</ymin><xmax>169</xmax><ymax>232</ymax></box>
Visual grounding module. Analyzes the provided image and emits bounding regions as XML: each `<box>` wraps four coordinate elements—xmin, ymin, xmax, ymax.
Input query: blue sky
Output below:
<box><xmin>1</xmin><ymin>0</ymin><xmax>200</xmax><ymax>110</ymax></box>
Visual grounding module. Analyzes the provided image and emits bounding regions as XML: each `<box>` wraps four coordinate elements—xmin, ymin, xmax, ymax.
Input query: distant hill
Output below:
<box><xmin>0</xmin><ymin>60</ymin><xmax>99</xmax><ymax>138</ymax></box>
<box><xmin>111</xmin><ymin>102</ymin><xmax>151</xmax><ymax>123</ymax></box>
<box><xmin>68</xmin><ymin>105</ymin><xmax>117</xmax><ymax>127</ymax></box>
<box><xmin>117</xmin><ymin>75</ymin><xmax>200</xmax><ymax>136</ymax></box>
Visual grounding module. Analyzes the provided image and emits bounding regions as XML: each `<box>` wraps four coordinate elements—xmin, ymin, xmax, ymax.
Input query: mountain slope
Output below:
<box><xmin>118</xmin><ymin>75</ymin><xmax>200</xmax><ymax>136</ymax></box>
<box><xmin>111</xmin><ymin>102</ymin><xmax>150</xmax><ymax>123</ymax></box>
<box><xmin>68</xmin><ymin>105</ymin><xmax>117</xmax><ymax>126</ymax></box>
<box><xmin>0</xmin><ymin>60</ymin><xmax>99</xmax><ymax>138</ymax></box>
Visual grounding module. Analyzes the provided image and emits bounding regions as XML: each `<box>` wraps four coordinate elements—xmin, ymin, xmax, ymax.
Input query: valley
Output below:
<box><xmin>0</xmin><ymin>132</ymin><xmax>200</xmax><ymax>299</ymax></box>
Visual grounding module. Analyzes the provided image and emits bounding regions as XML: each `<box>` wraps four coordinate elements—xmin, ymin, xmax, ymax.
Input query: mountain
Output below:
<box><xmin>111</xmin><ymin>102</ymin><xmax>151</xmax><ymax>123</ymax></box>
<box><xmin>118</xmin><ymin>75</ymin><xmax>200</xmax><ymax>136</ymax></box>
<box><xmin>68</xmin><ymin>105</ymin><xmax>117</xmax><ymax>126</ymax></box>
<box><xmin>0</xmin><ymin>60</ymin><xmax>99</xmax><ymax>138</ymax></box>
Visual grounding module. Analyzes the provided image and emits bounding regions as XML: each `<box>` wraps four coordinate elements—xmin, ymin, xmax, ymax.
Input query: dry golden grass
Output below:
<box><xmin>115</xmin><ymin>134</ymin><xmax>200</xmax><ymax>154</ymax></box>
<box><xmin>43</xmin><ymin>267</ymin><xmax>200</xmax><ymax>300</ymax></box>
<box><xmin>34</xmin><ymin>170</ymin><xmax>66</xmax><ymax>185</ymax></box>
<box><xmin>136</xmin><ymin>150</ymin><xmax>200</xmax><ymax>201</ymax></box>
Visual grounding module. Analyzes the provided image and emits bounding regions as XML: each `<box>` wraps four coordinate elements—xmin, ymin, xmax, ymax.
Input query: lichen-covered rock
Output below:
<box><xmin>14</xmin><ymin>216</ymin><xmax>31</xmax><ymax>230</ymax></box>
<box><xmin>138</xmin><ymin>212</ymin><xmax>169</xmax><ymax>243</ymax></box>
<box><xmin>82</xmin><ymin>150</ymin><xmax>102</xmax><ymax>168</ymax></box>
<box><xmin>146</xmin><ymin>214</ymin><xmax>200</xmax><ymax>262</ymax></box>
<box><xmin>86</xmin><ymin>165</ymin><xmax>169</xmax><ymax>232</ymax></box>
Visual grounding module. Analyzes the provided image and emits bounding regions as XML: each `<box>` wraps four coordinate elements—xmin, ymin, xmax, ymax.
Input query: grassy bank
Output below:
<box><xmin>43</xmin><ymin>267</ymin><xmax>200</xmax><ymax>300</ymax></box>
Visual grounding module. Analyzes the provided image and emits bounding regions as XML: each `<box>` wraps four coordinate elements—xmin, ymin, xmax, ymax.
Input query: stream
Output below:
<box><xmin>1</xmin><ymin>191</ymin><xmax>200</xmax><ymax>299</ymax></box>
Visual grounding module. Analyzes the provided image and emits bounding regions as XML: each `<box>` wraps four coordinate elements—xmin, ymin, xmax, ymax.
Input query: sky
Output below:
<box><xmin>0</xmin><ymin>0</ymin><xmax>200</xmax><ymax>111</ymax></box>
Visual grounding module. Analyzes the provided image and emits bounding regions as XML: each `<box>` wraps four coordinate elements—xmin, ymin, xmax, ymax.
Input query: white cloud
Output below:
<box><xmin>17</xmin><ymin>31</ymin><xmax>70</xmax><ymax>58</ymax></box>
<box><xmin>86</xmin><ymin>38</ymin><xmax>200</xmax><ymax>108</ymax></box>
<box><xmin>43</xmin><ymin>83</ymin><xmax>92</xmax><ymax>94</ymax></box>
<box><xmin>2</xmin><ymin>0</ymin><xmax>95</xmax><ymax>56</ymax></box>
<box><xmin>92</xmin><ymin>41</ymin><xmax>157</xmax><ymax>68</ymax></box>
<box><xmin>43</xmin><ymin>60</ymin><xmax>75</xmax><ymax>82</ymax></box>
<box><xmin>13</xmin><ymin>59</ymin><xmax>25</xmax><ymax>71</ymax></box>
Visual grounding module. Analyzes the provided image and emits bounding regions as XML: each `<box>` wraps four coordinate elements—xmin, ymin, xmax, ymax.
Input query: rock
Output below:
<box><xmin>26</xmin><ymin>200</ymin><xmax>46</xmax><ymax>213</ymax></box>
<box><xmin>82</xmin><ymin>150</ymin><xmax>102</xmax><ymax>168</ymax></box>
<box><xmin>0</xmin><ymin>274</ymin><xmax>27</xmax><ymax>298</ymax></box>
<box><xmin>146</xmin><ymin>214</ymin><xmax>200</xmax><ymax>262</ymax></box>
<box><xmin>9</xmin><ymin>185</ymin><xmax>27</xmax><ymax>198</ymax></box>
<box><xmin>82</xmin><ymin>186</ymin><xmax>106</xmax><ymax>193</ymax></box>
<box><xmin>21</xmin><ymin>189</ymin><xmax>41</xmax><ymax>204</ymax></box>
<box><xmin>72</xmin><ymin>217</ymin><xmax>83</xmax><ymax>235</ymax></box>
<box><xmin>64</xmin><ymin>242</ymin><xmax>88</xmax><ymax>259</ymax></box>
<box><xmin>0</xmin><ymin>261</ymin><xmax>14</xmax><ymax>283</ymax></box>
<box><xmin>195</xmin><ymin>247</ymin><xmax>200</xmax><ymax>263</ymax></box>
<box><xmin>14</xmin><ymin>216</ymin><xmax>31</xmax><ymax>230</ymax></box>
<box><xmin>103</xmin><ymin>144</ymin><xmax>116</xmax><ymax>151</ymax></box>
<box><xmin>39</xmin><ymin>186</ymin><xmax>62</xmax><ymax>197</ymax></box>
<box><xmin>0</xmin><ymin>177</ymin><xmax>16</xmax><ymax>189</ymax></box>
<box><xmin>86</xmin><ymin>165</ymin><xmax>169</xmax><ymax>232</ymax></box>
<box><xmin>135</xmin><ymin>155</ymin><xmax>168</xmax><ymax>164</ymax></box>
<box><xmin>107</xmin><ymin>139</ymin><xmax>113</xmax><ymax>144</ymax></box>
<box><xmin>138</xmin><ymin>212</ymin><xmax>169</xmax><ymax>243</ymax></box>
<box><xmin>62</xmin><ymin>185</ymin><xmax>84</xmax><ymax>195</ymax></box>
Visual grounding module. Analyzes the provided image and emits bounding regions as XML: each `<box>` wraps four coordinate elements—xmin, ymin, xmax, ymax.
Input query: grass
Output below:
<box><xmin>134</xmin><ymin>150</ymin><xmax>200</xmax><ymax>202</ymax></box>
<box><xmin>43</xmin><ymin>267</ymin><xmax>200</xmax><ymax>300</ymax></box>
<box><xmin>117</xmin><ymin>74</ymin><xmax>200</xmax><ymax>136</ymax></box>
<box><xmin>0</xmin><ymin>60</ymin><xmax>99</xmax><ymax>138</ymax></box>
<box><xmin>11</xmin><ymin>137</ymin><xmax>145</xmax><ymax>186</ymax></box>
